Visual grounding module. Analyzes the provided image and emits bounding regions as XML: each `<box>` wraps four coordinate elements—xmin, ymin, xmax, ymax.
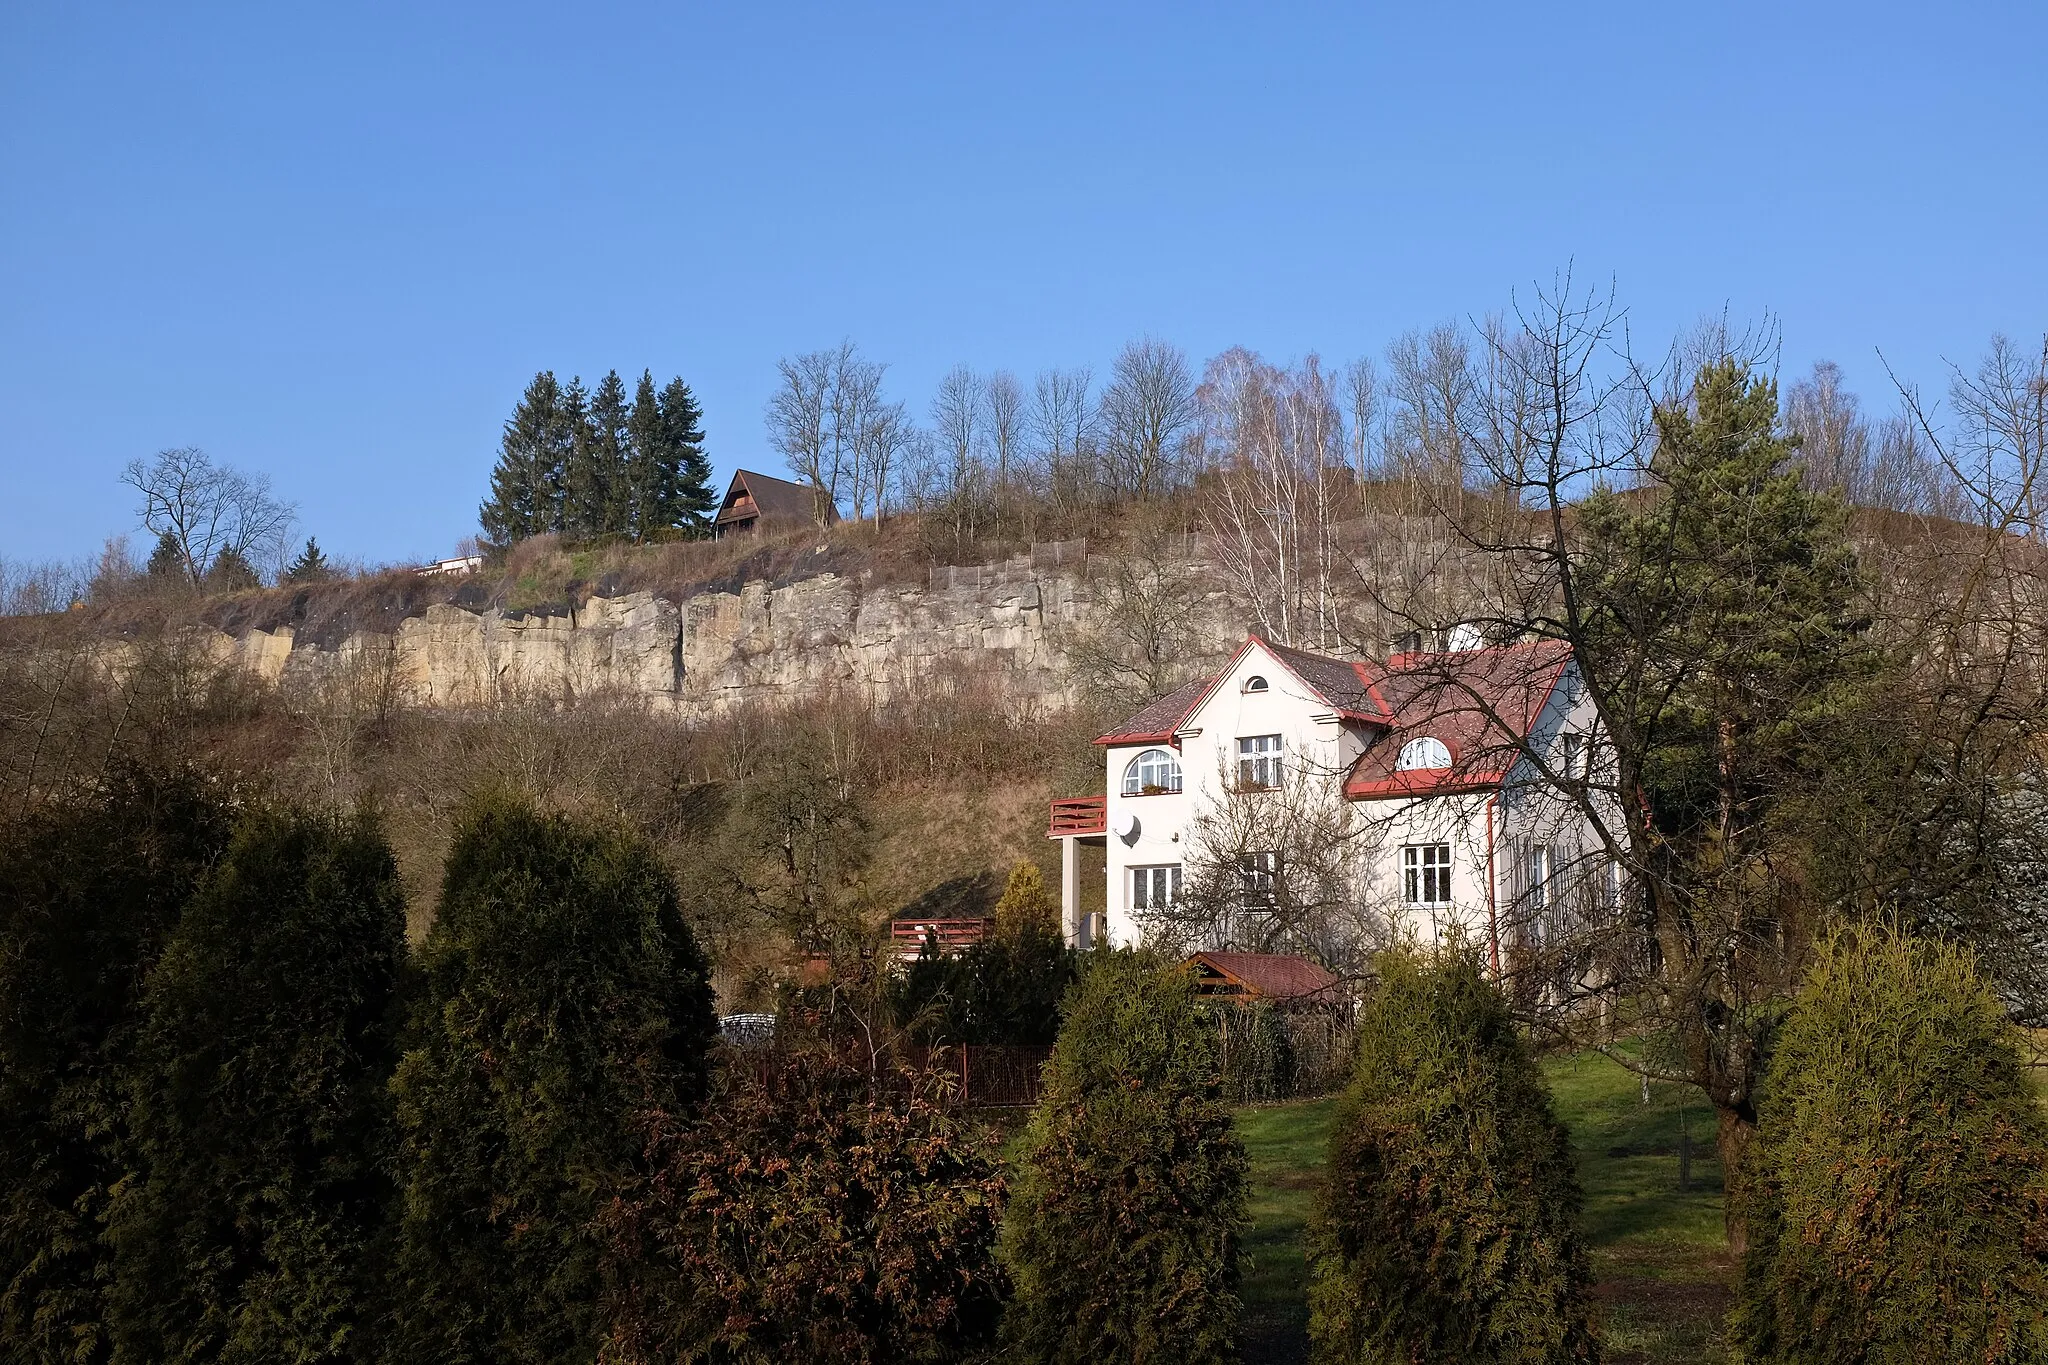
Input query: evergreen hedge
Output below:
<box><xmin>999</xmin><ymin>951</ymin><xmax>1247</xmax><ymax>1365</ymax></box>
<box><xmin>0</xmin><ymin>766</ymin><xmax>231</xmax><ymax>1364</ymax></box>
<box><xmin>603</xmin><ymin>1047</ymin><xmax>1007</xmax><ymax>1365</ymax></box>
<box><xmin>390</xmin><ymin>794</ymin><xmax>716</xmax><ymax>1365</ymax></box>
<box><xmin>1732</xmin><ymin>929</ymin><xmax>2048</xmax><ymax>1363</ymax></box>
<box><xmin>1307</xmin><ymin>950</ymin><xmax>1596</xmax><ymax>1364</ymax></box>
<box><xmin>105</xmin><ymin>807</ymin><xmax>406</xmax><ymax>1364</ymax></box>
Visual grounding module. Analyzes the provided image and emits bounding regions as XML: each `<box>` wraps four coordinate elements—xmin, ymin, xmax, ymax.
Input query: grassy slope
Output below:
<box><xmin>1234</xmin><ymin>1051</ymin><xmax>1732</xmax><ymax>1365</ymax></box>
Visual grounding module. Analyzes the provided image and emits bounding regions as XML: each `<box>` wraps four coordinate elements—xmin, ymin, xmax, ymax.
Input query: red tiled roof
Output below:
<box><xmin>1343</xmin><ymin>639</ymin><xmax>1573</xmax><ymax>801</ymax></box>
<box><xmin>1187</xmin><ymin>951</ymin><xmax>1343</xmax><ymax>1005</ymax></box>
<box><xmin>1095</xmin><ymin>676</ymin><xmax>1213</xmax><ymax>746</ymax></box>
<box><xmin>1257</xmin><ymin>637</ymin><xmax>1393</xmax><ymax>721</ymax></box>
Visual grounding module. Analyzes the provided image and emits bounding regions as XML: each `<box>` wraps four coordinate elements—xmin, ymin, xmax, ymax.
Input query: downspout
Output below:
<box><xmin>1485</xmin><ymin>791</ymin><xmax>1501</xmax><ymax>979</ymax></box>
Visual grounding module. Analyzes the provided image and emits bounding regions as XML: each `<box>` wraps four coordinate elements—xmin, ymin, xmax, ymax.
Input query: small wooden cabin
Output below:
<box><xmin>1183</xmin><ymin>951</ymin><xmax>1345</xmax><ymax>1013</ymax></box>
<box><xmin>713</xmin><ymin>469</ymin><xmax>833</xmax><ymax>537</ymax></box>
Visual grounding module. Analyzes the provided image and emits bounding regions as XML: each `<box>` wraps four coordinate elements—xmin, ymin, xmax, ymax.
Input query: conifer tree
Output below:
<box><xmin>0</xmin><ymin>766</ymin><xmax>233</xmax><ymax>1364</ymax></box>
<box><xmin>283</xmin><ymin>537</ymin><xmax>331</xmax><ymax>583</ymax></box>
<box><xmin>561</xmin><ymin>372</ymin><xmax>625</xmax><ymax>539</ymax></box>
<box><xmin>1733</xmin><ymin>929</ymin><xmax>2048</xmax><ymax>1362</ymax></box>
<box><xmin>659</xmin><ymin>375</ymin><xmax>714</xmax><ymax>532</ymax></box>
<box><xmin>390</xmin><ymin>795</ymin><xmax>717</xmax><ymax>1365</ymax></box>
<box><xmin>481</xmin><ymin>371</ymin><xmax>570</xmax><ymax>546</ymax></box>
<box><xmin>625</xmin><ymin>369</ymin><xmax>668</xmax><ymax>540</ymax></box>
<box><xmin>146</xmin><ymin>529</ymin><xmax>187</xmax><ymax>582</ymax></box>
<box><xmin>993</xmin><ymin>860</ymin><xmax>1059</xmax><ymax>940</ymax></box>
<box><xmin>202</xmin><ymin>546</ymin><xmax>259</xmax><ymax>593</ymax></box>
<box><xmin>1308</xmin><ymin>949</ymin><xmax>1596</xmax><ymax>1364</ymax></box>
<box><xmin>105</xmin><ymin>808</ymin><xmax>406</xmax><ymax>1365</ymax></box>
<box><xmin>1000</xmin><ymin>952</ymin><xmax>1247</xmax><ymax>1364</ymax></box>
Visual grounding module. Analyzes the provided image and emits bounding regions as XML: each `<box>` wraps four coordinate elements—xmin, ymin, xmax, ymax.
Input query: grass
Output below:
<box><xmin>1234</xmin><ymin>1050</ymin><xmax>1733</xmax><ymax>1365</ymax></box>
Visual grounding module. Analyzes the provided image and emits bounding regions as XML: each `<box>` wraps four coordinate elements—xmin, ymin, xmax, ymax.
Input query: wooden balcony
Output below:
<box><xmin>1047</xmin><ymin>795</ymin><xmax>1107</xmax><ymax>838</ymax></box>
<box><xmin>890</xmin><ymin>917</ymin><xmax>994</xmax><ymax>961</ymax></box>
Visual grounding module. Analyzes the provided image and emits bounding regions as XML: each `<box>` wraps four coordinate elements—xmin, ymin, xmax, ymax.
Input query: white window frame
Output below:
<box><xmin>1130</xmin><ymin>864</ymin><xmax>1182</xmax><ymax>910</ymax></box>
<box><xmin>1560</xmin><ymin>731</ymin><xmax>1585</xmax><ymax>780</ymax></box>
<box><xmin>1397</xmin><ymin>736</ymin><xmax>1452</xmax><ymax>771</ymax></box>
<box><xmin>1403</xmin><ymin>843</ymin><xmax>1453</xmax><ymax>905</ymax></box>
<box><xmin>1121</xmin><ymin>747</ymin><xmax>1183</xmax><ymax>797</ymax></box>
<box><xmin>1237</xmin><ymin>734</ymin><xmax>1283</xmax><ymax>790</ymax></box>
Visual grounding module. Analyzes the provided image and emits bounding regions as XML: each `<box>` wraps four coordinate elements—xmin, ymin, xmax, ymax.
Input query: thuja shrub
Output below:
<box><xmin>999</xmin><ymin>951</ymin><xmax>1248</xmax><ymax>1365</ymax></box>
<box><xmin>0</xmin><ymin>765</ymin><xmax>232</xmax><ymax>1365</ymax></box>
<box><xmin>1732</xmin><ymin>929</ymin><xmax>2048</xmax><ymax>1364</ymax></box>
<box><xmin>105</xmin><ymin>807</ymin><xmax>406</xmax><ymax>1364</ymax></box>
<box><xmin>1308</xmin><ymin>949</ymin><xmax>1596</xmax><ymax>1364</ymax></box>
<box><xmin>603</xmin><ymin>1047</ymin><xmax>1007</xmax><ymax>1365</ymax></box>
<box><xmin>390</xmin><ymin>794</ymin><xmax>716</xmax><ymax>1365</ymax></box>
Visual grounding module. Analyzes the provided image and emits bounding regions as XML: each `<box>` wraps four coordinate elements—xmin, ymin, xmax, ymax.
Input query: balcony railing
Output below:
<box><xmin>890</xmin><ymin>917</ymin><xmax>994</xmax><ymax>962</ymax></box>
<box><xmin>1046</xmin><ymin>795</ymin><xmax>1107</xmax><ymax>838</ymax></box>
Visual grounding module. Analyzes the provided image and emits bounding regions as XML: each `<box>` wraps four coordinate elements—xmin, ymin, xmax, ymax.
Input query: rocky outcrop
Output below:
<box><xmin>191</xmin><ymin>553</ymin><xmax>1236</xmax><ymax>718</ymax></box>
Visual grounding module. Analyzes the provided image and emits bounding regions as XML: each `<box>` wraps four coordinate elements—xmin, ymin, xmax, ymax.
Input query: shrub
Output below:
<box><xmin>894</xmin><ymin>921</ymin><xmax>1076</xmax><ymax>1047</ymax></box>
<box><xmin>603</xmin><ymin>1047</ymin><xmax>1007</xmax><ymax>1365</ymax></box>
<box><xmin>1307</xmin><ymin>949</ymin><xmax>1596</xmax><ymax>1364</ymax></box>
<box><xmin>993</xmin><ymin>860</ymin><xmax>1058</xmax><ymax>939</ymax></box>
<box><xmin>999</xmin><ymin>951</ymin><xmax>1247</xmax><ymax>1365</ymax></box>
<box><xmin>390</xmin><ymin>794</ymin><xmax>717</xmax><ymax>1365</ymax></box>
<box><xmin>105</xmin><ymin>806</ymin><xmax>406</xmax><ymax>1364</ymax></box>
<box><xmin>0</xmin><ymin>765</ymin><xmax>232</xmax><ymax>1364</ymax></box>
<box><xmin>1732</xmin><ymin>928</ymin><xmax>2048</xmax><ymax>1363</ymax></box>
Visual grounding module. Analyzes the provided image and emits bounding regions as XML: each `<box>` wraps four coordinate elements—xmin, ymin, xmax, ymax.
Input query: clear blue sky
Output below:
<box><xmin>3</xmin><ymin>1</ymin><xmax>2043</xmax><ymax>567</ymax></box>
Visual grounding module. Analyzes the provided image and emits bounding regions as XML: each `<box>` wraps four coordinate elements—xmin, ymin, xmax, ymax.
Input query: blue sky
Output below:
<box><xmin>3</xmin><ymin>1</ymin><xmax>2043</xmax><ymax>567</ymax></box>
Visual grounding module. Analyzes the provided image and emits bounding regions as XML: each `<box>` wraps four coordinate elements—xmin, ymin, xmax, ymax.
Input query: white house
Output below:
<box><xmin>1047</xmin><ymin>633</ymin><xmax>1621</xmax><ymax>975</ymax></box>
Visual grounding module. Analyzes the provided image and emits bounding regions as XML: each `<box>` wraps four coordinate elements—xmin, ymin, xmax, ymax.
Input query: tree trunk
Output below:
<box><xmin>1715</xmin><ymin>1102</ymin><xmax>1756</xmax><ymax>1256</ymax></box>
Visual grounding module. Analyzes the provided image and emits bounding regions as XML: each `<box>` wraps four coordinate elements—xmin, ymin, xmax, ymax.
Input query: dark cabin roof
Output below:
<box><xmin>714</xmin><ymin>469</ymin><xmax>833</xmax><ymax>527</ymax></box>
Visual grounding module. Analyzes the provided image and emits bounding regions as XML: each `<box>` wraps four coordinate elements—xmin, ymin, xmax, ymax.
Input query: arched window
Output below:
<box><xmin>1243</xmin><ymin>675</ymin><xmax>1269</xmax><ymax>693</ymax></box>
<box><xmin>1122</xmin><ymin>747</ymin><xmax>1183</xmax><ymax>796</ymax></box>
<box><xmin>1397</xmin><ymin>736</ymin><xmax>1452</xmax><ymax>771</ymax></box>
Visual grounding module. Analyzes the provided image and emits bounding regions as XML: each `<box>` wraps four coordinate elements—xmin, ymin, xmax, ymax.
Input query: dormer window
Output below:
<box><xmin>1397</xmin><ymin>737</ymin><xmax>1452</xmax><ymax>771</ymax></box>
<box><xmin>1243</xmin><ymin>675</ymin><xmax>1269</xmax><ymax>693</ymax></box>
<box><xmin>1122</xmin><ymin>748</ymin><xmax>1183</xmax><ymax>797</ymax></box>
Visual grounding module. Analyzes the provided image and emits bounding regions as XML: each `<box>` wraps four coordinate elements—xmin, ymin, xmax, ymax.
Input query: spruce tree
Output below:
<box><xmin>659</xmin><ymin>375</ymin><xmax>714</xmax><ymax>533</ymax></box>
<box><xmin>202</xmin><ymin>546</ymin><xmax>259</xmax><ymax>593</ymax></box>
<box><xmin>390</xmin><ymin>794</ymin><xmax>717</xmax><ymax>1365</ymax></box>
<box><xmin>1307</xmin><ymin>949</ymin><xmax>1596</xmax><ymax>1364</ymax></box>
<box><xmin>625</xmin><ymin>369</ymin><xmax>667</xmax><ymax>541</ymax></box>
<box><xmin>105</xmin><ymin>807</ymin><xmax>406</xmax><ymax>1365</ymax></box>
<box><xmin>481</xmin><ymin>371</ymin><xmax>570</xmax><ymax>546</ymax></box>
<box><xmin>146</xmin><ymin>530</ymin><xmax>187</xmax><ymax>582</ymax></box>
<box><xmin>1733</xmin><ymin>929</ymin><xmax>2048</xmax><ymax>1363</ymax></box>
<box><xmin>283</xmin><ymin>537</ymin><xmax>331</xmax><ymax>583</ymax></box>
<box><xmin>563</xmin><ymin>372</ymin><xmax>629</xmax><ymax>540</ymax></box>
<box><xmin>1000</xmin><ymin>952</ymin><xmax>1247</xmax><ymax>1364</ymax></box>
<box><xmin>0</xmin><ymin>766</ymin><xmax>232</xmax><ymax>1364</ymax></box>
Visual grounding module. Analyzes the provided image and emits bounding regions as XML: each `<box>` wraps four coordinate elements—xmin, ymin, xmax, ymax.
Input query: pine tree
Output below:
<box><xmin>1733</xmin><ymin>929</ymin><xmax>2048</xmax><ymax>1362</ymax></box>
<box><xmin>659</xmin><ymin>375</ymin><xmax>714</xmax><ymax>534</ymax></box>
<box><xmin>0</xmin><ymin>766</ymin><xmax>233</xmax><ymax>1364</ymax></box>
<box><xmin>390</xmin><ymin>794</ymin><xmax>717</xmax><ymax>1365</ymax></box>
<box><xmin>283</xmin><ymin>537</ymin><xmax>330</xmax><ymax>583</ymax></box>
<box><xmin>1000</xmin><ymin>952</ymin><xmax>1247</xmax><ymax>1364</ymax></box>
<box><xmin>1307</xmin><ymin>949</ymin><xmax>1597</xmax><ymax>1363</ymax></box>
<box><xmin>106</xmin><ymin>807</ymin><xmax>406</xmax><ymax>1365</ymax></box>
<box><xmin>146</xmin><ymin>529</ymin><xmax>187</xmax><ymax>582</ymax></box>
<box><xmin>481</xmin><ymin>371</ymin><xmax>570</xmax><ymax>546</ymax></box>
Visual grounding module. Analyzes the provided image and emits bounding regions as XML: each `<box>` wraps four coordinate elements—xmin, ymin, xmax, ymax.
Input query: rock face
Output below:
<box><xmin>203</xmin><ymin>554</ymin><xmax>1238</xmax><ymax>718</ymax></box>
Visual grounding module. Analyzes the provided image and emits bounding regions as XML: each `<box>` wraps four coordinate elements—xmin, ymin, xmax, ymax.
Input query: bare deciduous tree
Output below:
<box><xmin>1100</xmin><ymin>338</ymin><xmax>1197</xmax><ymax>499</ymax></box>
<box><xmin>121</xmin><ymin>446</ymin><xmax>295</xmax><ymax>585</ymax></box>
<box><xmin>767</xmin><ymin>342</ymin><xmax>897</xmax><ymax>523</ymax></box>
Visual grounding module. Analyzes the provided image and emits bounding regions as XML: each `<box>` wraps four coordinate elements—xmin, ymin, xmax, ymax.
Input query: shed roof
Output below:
<box><xmin>1186</xmin><ymin>951</ymin><xmax>1343</xmax><ymax>1005</ymax></box>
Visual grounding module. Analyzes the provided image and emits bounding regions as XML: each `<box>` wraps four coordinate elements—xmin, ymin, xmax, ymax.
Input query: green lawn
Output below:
<box><xmin>1234</xmin><ymin>1051</ymin><xmax>1734</xmax><ymax>1365</ymax></box>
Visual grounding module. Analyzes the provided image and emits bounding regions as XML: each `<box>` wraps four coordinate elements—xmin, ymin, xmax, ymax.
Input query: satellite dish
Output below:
<box><xmin>1112</xmin><ymin>811</ymin><xmax>1140</xmax><ymax>843</ymax></box>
